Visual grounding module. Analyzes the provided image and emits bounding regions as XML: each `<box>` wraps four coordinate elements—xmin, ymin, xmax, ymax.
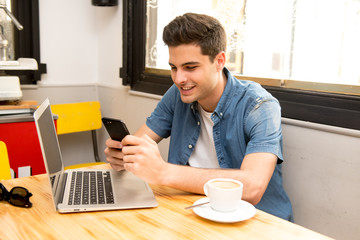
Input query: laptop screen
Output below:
<box><xmin>34</xmin><ymin>98</ymin><xmax>64</xmax><ymax>206</ymax></box>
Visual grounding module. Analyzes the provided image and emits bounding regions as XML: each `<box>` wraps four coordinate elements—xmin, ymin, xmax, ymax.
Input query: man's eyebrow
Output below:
<box><xmin>168</xmin><ymin>61</ymin><xmax>200</xmax><ymax>67</ymax></box>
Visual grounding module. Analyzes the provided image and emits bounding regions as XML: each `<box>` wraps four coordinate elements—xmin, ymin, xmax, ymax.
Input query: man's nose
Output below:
<box><xmin>173</xmin><ymin>69</ymin><xmax>187</xmax><ymax>84</ymax></box>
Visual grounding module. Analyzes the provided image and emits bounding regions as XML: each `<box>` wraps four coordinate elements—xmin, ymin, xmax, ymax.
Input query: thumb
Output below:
<box><xmin>141</xmin><ymin>134</ymin><xmax>156</xmax><ymax>144</ymax></box>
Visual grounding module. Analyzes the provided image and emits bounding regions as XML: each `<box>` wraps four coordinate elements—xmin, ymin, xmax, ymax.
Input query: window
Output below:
<box><xmin>1</xmin><ymin>0</ymin><xmax>46</xmax><ymax>84</ymax></box>
<box><xmin>122</xmin><ymin>0</ymin><xmax>360</xmax><ymax>130</ymax></box>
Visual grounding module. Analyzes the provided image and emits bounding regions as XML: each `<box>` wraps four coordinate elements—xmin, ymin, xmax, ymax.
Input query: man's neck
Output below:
<box><xmin>198</xmin><ymin>69</ymin><xmax>227</xmax><ymax>112</ymax></box>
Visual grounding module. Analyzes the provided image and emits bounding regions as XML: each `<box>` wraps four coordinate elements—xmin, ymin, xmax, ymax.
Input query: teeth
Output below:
<box><xmin>182</xmin><ymin>86</ymin><xmax>193</xmax><ymax>90</ymax></box>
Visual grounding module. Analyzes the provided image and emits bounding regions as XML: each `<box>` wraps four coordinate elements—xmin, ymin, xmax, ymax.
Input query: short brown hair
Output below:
<box><xmin>162</xmin><ymin>13</ymin><xmax>227</xmax><ymax>62</ymax></box>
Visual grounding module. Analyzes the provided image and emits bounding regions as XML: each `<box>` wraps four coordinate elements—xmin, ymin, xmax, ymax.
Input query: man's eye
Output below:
<box><xmin>186</xmin><ymin>66</ymin><xmax>197</xmax><ymax>70</ymax></box>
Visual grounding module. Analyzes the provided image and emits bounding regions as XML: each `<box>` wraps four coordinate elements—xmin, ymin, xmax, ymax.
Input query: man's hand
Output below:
<box><xmin>104</xmin><ymin>138</ymin><xmax>125</xmax><ymax>171</ymax></box>
<box><xmin>121</xmin><ymin>134</ymin><xmax>168</xmax><ymax>185</ymax></box>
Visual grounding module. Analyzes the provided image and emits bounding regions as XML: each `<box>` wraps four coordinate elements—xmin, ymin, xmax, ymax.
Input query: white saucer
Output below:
<box><xmin>192</xmin><ymin>197</ymin><xmax>256</xmax><ymax>223</ymax></box>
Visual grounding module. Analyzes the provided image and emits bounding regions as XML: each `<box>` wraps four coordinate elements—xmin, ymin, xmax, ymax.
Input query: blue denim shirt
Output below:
<box><xmin>146</xmin><ymin>67</ymin><xmax>293</xmax><ymax>221</ymax></box>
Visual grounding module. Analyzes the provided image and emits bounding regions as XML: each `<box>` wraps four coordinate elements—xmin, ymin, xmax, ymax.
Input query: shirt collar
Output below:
<box><xmin>212</xmin><ymin>67</ymin><xmax>236</xmax><ymax>119</ymax></box>
<box><xmin>190</xmin><ymin>67</ymin><xmax>236</xmax><ymax>118</ymax></box>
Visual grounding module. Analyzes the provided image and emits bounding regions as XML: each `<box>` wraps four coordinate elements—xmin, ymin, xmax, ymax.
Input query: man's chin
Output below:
<box><xmin>180</xmin><ymin>95</ymin><xmax>195</xmax><ymax>104</ymax></box>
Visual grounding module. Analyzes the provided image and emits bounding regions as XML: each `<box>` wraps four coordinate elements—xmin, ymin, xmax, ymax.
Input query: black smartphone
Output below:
<box><xmin>102</xmin><ymin>117</ymin><xmax>130</xmax><ymax>141</ymax></box>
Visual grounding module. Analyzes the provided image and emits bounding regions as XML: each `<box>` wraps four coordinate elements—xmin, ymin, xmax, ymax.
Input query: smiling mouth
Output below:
<box><xmin>181</xmin><ymin>86</ymin><xmax>195</xmax><ymax>91</ymax></box>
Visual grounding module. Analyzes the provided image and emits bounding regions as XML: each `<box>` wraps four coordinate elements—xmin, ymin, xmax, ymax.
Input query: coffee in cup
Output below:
<box><xmin>210</xmin><ymin>180</ymin><xmax>241</xmax><ymax>189</ymax></box>
<box><xmin>203</xmin><ymin>178</ymin><xmax>243</xmax><ymax>212</ymax></box>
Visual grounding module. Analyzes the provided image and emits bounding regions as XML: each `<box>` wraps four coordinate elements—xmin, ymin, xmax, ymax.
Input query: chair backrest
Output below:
<box><xmin>51</xmin><ymin>101</ymin><xmax>102</xmax><ymax>135</ymax></box>
<box><xmin>0</xmin><ymin>141</ymin><xmax>12</xmax><ymax>180</ymax></box>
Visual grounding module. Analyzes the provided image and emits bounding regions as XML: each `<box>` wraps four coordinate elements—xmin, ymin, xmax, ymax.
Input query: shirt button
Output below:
<box><xmin>197</xmin><ymin>121</ymin><xmax>200</xmax><ymax>126</ymax></box>
<box><xmin>220</xmin><ymin>112</ymin><xmax>223</xmax><ymax>116</ymax></box>
<box><xmin>188</xmin><ymin>144</ymin><xmax>193</xmax><ymax>149</ymax></box>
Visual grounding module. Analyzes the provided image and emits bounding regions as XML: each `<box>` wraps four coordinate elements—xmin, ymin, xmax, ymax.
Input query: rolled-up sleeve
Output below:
<box><xmin>244</xmin><ymin>98</ymin><xmax>283</xmax><ymax>163</ymax></box>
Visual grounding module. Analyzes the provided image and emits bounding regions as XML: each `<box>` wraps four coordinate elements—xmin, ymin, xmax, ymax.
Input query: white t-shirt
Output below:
<box><xmin>188</xmin><ymin>105</ymin><xmax>220</xmax><ymax>168</ymax></box>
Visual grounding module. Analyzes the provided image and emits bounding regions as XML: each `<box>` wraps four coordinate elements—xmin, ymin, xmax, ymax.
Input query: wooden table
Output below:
<box><xmin>0</xmin><ymin>164</ymin><xmax>332</xmax><ymax>240</ymax></box>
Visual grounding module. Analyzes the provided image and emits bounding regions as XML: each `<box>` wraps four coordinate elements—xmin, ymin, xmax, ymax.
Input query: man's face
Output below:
<box><xmin>168</xmin><ymin>44</ymin><xmax>224</xmax><ymax>110</ymax></box>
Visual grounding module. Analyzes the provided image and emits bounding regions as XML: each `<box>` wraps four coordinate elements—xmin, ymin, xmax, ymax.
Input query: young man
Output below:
<box><xmin>105</xmin><ymin>13</ymin><xmax>293</xmax><ymax>221</ymax></box>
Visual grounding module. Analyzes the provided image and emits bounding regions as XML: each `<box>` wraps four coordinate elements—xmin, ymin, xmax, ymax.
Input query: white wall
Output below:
<box><xmin>38</xmin><ymin>0</ymin><xmax>122</xmax><ymax>86</ymax></box>
<box><xmin>282</xmin><ymin>119</ymin><xmax>360</xmax><ymax>240</ymax></box>
<box><xmin>39</xmin><ymin>1</ymin><xmax>98</xmax><ymax>85</ymax></box>
<box><xmin>19</xmin><ymin>1</ymin><xmax>360</xmax><ymax>239</ymax></box>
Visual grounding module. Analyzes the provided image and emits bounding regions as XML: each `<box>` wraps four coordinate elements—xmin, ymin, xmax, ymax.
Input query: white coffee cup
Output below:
<box><xmin>203</xmin><ymin>178</ymin><xmax>243</xmax><ymax>212</ymax></box>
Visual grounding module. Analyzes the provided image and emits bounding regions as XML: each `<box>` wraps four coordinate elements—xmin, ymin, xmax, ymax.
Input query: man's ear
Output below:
<box><xmin>215</xmin><ymin>51</ymin><xmax>226</xmax><ymax>71</ymax></box>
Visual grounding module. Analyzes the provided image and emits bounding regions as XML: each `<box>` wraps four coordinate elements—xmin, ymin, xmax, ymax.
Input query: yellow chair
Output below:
<box><xmin>0</xmin><ymin>141</ymin><xmax>12</xmax><ymax>180</ymax></box>
<box><xmin>50</xmin><ymin>101</ymin><xmax>105</xmax><ymax>169</ymax></box>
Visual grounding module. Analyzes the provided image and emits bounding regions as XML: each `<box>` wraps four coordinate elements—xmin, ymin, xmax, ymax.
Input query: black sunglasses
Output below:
<box><xmin>0</xmin><ymin>183</ymin><xmax>32</xmax><ymax>208</ymax></box>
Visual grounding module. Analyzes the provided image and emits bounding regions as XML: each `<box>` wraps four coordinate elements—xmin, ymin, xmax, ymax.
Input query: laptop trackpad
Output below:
<box><xmin>111</xmin><ymin>170</ymin><xmax>156</xmax><ymax>205</ymax></box>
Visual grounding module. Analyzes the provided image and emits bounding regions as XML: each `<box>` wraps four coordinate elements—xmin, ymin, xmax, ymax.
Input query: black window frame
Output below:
<box><xmin>4</xmin><ymin>0</ymin><xmax>47</xmax><ymax>84</ymax></box>
<box><xmin>121</xmin><ymin>0</ymin><xmax>360</xmax><ymax>131</ymax></box>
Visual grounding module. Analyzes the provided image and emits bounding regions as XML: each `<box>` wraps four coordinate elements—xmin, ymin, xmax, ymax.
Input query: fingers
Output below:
<box><xmin>110</xmin><ymin>163</ymin><xmax>124</xmax><ymax>171</ymax></box>
<box><xmin>121</xmin><ymin>134</ymin><xmax>155</xmax><ymax>147</ymax></box>
<box><xmin>104</xmin><ymin>146</ymin><xmax>124</xmax><ymax>158</ymax></box>
<box><xmin>106</xmin><ymin>153</ymin><xmax>125</xmax><ymax>171</ymax></box>
<box><xmin>123</xmin><ymin>161</ymin><xmax>139</xmax><ymax>173</ymax></box>
<box><xmin>105</xmin><ymin>138</ymin><xmax>123</xmax><ymax>149</ymax></box>
<box><xmin>105</xmin><ymin>135</ymin><xmax>158</xmax><ymax>175</ymax></box>
<box><xmin>104</xmin><ymin>141</ymin><xmax>125</xmax><ymax>171</ymax></box>
<box><xmin>121</xmin><ymin>134</ymin><xmax>156</xmax><ymax>156</ymax></box>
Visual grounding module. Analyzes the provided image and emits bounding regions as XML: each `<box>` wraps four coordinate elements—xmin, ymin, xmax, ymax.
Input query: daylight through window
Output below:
<box><xmin>146</xmin><ymin>0</ymin><xmax>360</xmax><ymax>87</ymax></box>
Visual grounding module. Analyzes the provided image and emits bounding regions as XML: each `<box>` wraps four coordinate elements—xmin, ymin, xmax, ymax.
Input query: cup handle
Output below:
<box><xmin>203</xmin><ymin>182</ymin><xmax>209</xmax><ymax>196</ymax></box>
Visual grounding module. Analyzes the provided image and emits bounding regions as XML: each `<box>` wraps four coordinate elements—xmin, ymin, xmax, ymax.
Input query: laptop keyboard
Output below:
<box><xmin>68</xmin><ymin>171</ymin><xmax>114</xmax><ymax>205</ymax></box>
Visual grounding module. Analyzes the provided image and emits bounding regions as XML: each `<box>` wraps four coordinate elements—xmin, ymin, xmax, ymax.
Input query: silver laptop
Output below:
<box><xmin>34</xmin><ymin>98</ymin><xmax>158</xmax><ymax>213</ymax></box>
